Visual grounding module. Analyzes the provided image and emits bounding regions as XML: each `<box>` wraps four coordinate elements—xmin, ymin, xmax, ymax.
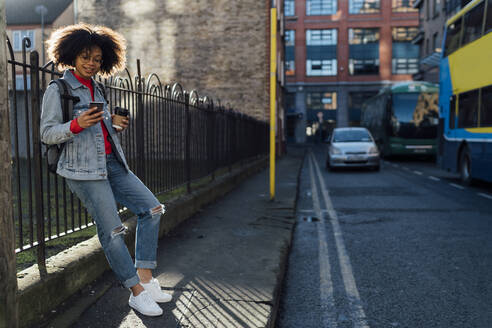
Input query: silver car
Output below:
<box><xmin>326</xmin><ymin>127</ymin><xmax>380</xmax><ymax>171</ymax></box>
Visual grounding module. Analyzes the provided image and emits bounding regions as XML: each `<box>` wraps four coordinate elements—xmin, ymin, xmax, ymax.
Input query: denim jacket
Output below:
<box><xmin>40</xmin><ymin>70</ymin><xmax>129</xmax><ymax>180</ymax></box>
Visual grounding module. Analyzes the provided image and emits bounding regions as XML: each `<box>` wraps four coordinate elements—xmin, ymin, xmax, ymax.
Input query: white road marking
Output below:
<box><xmin>310</xmin><ymin>151</ymin><xmax>370</xmax><ymax>328</ymax></box>
<box><xmin>402</xmin><ymin>166</ymin><xmax>410</xmax><ymax>170</ymax></box>
<box><xmin>477</xmin><ymin>193</ymin><xmax>492</xmax><ymax>200</ymax></box>
<box><xmin>298</xmin><ymin>209</ymin><xmax>330</xmax><ymax>213</ymax></box>
<box><xmin>308</xmin><ymin>155</ymin><xmax>337</xmax><ymax>327</ymax></box>
<box><xmin>450</xmin><ymin>183</ymin><xmax>465</xmax><ymax>190</ymax></box>
<box><xmin>428</xmin><ymin>176</ymin><xmax>440</xmax><ymax>181</ymax></box>
<box><xmin>413</xmin><ymin>170</ymin><xmax>423</xmax><ymax>175</ymax></box>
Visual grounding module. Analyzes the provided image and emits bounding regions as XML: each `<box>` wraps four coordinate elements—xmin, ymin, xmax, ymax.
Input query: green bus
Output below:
<box><xmin>360</xmin><ymin>82</ymin><xmax>439</xmax><ymax>157</ymax></box>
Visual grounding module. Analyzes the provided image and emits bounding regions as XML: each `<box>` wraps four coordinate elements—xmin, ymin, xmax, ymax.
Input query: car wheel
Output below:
<box><xmin>459</xmin><ymin>147</ymin><xmax>472</xmax><ymax>186</ymax></box>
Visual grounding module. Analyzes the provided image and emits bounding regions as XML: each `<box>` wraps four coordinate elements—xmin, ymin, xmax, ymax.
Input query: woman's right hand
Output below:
<box><xmin>76</xmin><ymin>107</ymin><xmax>103</xmax><ymax>129</ymax></box>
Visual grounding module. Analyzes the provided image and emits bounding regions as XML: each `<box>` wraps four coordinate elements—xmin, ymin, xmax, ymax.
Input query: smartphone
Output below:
<box><xmin>89</xmin><ymin>102</ymin><xmax>104</xmax><ymax>112</ymax></box>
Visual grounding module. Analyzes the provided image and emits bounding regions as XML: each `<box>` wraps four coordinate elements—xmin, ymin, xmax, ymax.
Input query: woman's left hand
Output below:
<box><xmin>111</xmin><ymin>114</ymin><xmax>129</xmax><ymax>132</ymax></box>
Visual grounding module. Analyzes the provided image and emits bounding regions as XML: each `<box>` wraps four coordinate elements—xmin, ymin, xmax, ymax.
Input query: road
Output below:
<box><xmin>277</xmin><ymin>146</ymin><xmax>492</xmax><ymax>328</ymax></box>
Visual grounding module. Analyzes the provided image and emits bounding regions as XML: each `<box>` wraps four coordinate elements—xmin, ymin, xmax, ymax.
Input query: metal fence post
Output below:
<box><xmin>136</xmin><ymin>60</ymin><xmax>146</xmax><ymax>182</ymax></box>
<box><xmin>7</xmin><ymin>53</ymin><xmax>270</xmax><ymax>258</ymax></box>
<box><xmin>229</xmin><ymin>108</ymin><xmax>233</xmax><ymax>173</ymax></box>
<box><xmin>210</xmin><ymin>101</ymin><xmax>216</xmax><ymax>181</ymax></box>
<box><xmin>30</xmin><ymin>51</ymin><xmax>46</xmax><ymax>273</ymax></box>
<box><xmin>185</xmin><ymin>92</ymin><xmax>191</xmax><ymax>193</ymax></box>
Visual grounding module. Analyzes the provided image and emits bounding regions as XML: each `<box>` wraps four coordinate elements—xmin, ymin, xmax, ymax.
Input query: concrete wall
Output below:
<box><xmin>76</xmin><ymin>0</ymin><xmax>270</xmax><ymax>121</ymax></box>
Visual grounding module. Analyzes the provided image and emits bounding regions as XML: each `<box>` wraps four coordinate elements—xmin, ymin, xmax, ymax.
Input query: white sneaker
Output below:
<box><xmin>141</xmin><ymin>278</ymin><xmax>173</xmax><ymax>303</ymax></box>
<box><xmin>128</xmin><ymin>290</ymin><xmax>163</xmax><ymax>316</ymax></box>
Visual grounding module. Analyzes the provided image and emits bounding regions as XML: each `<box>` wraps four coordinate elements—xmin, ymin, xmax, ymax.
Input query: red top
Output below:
<box><xmin>70</xmin><ymin>71</ymin><xmax>112</xmax><ymax>154</ymax></box>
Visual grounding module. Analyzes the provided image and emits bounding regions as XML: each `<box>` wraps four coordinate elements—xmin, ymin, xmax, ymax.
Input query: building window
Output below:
<box><xmin>432</xmin><ymin>32</ymin><xmax>439</xmax><ymax>52</ymax></box>
<box><xmin>306</xmin><ymin>91</ymin><xmax>337</xmax><ymax>138</ymax></box>
<box><xmin>285</xmin><ymin>92</ymin><xmax>296</xmax><ymax>112</ymax></box>
<box><xmin>14</xmin><ymin>74</ymin><xmax>31</xmax><ymax>90</ymax></box>
<box><xmin>306</xmin><ymin>0</ymin><xmax>337</xmax><ymax>15</ymax></box>
<box><xmin>349</xmin><ymin>0</ymin><xmax>380</xmax><ymax>14</ymax></box>
<box><xmin>445</xmin><ymin>0</ymin><xmax>462</xmax><ymax>18</ymax></box>
<box><xmin>433</xmin><ymin>0</ymin><xmax>441</xmax><ymax>17</ymax></box>
<box><xmin>348</xmin><ymin>28</ymin><xmax>379</xmax><ymax>75</ymax></box>
<box><xmin>307</xmin><ymin>92</ymin><xmax>337</xmax><ymax>110</ymax></box>
<box><xmin>12</xmin><ymin>30</ymin><xmax>35</xmax><ymax>52</ymax></box>
<box><xmin>284</xmin><ymin>0</ymin><xmax>295</xmax><ymax>16</ymax></box>
<box><xmin>306</xmin><ymin>29</ymin><xmax>337</xmax><ymax>76</ymax></box>
<box><xmin>392</xmin><ymin>0</ymin><xmax>418</xmax><ymax>13</ymax></box>
<box><xmin>285</xmin><ymin>30</ymin><xmax>295</xmax><ymax>76</ymax></box>
<box><xmin>392</xmin><ymin>27</ymin><xmax>419</xmax><ymax>74</ymax></box>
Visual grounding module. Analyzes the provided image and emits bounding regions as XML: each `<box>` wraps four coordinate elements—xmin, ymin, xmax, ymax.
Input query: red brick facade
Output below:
<box><xmin>286</xmin><ymin>1</ymin><xmax>418</xmax><ymax>84</ymax></box>
<box><xmin>284</xmin><ymin>0</ymin><xmax>419</xmax><ymax>143</ymax></box>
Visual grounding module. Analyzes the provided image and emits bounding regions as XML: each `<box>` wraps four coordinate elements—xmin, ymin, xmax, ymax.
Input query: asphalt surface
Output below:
<box><xmin>277</xmin><ymin>145</ymin><xmax>492</xmax><ymax>328</ymax></box>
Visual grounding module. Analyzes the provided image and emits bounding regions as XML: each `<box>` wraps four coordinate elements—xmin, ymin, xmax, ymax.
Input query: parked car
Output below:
<box><xmin>326</xmin><ymin>127</ymin><xmax>380</xmax><ymax>171</ymax></box>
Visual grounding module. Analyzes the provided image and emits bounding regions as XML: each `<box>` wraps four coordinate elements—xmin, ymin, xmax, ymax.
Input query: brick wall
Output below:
<box><xmin>77</xmin><ymin>0</ymin><xmax>270</xmax><ymax>121</ymax></box>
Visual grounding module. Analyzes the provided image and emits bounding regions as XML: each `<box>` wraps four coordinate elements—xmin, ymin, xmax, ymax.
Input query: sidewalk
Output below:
<box><xmin>46</xmin><ymin>147</ymin><xmax>305</xmax><ymax>328</ymax></box>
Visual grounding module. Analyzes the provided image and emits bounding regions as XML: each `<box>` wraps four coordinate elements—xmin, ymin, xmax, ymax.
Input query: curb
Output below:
<box><xmin>18</xmin><ymin>157</ymin><xmax>267</xmax><ymax>328</ymax></box>
<box><xmin>266</xmin><ymin>150</ymin><xmax>305</xmax><ymax>327</ymax></box>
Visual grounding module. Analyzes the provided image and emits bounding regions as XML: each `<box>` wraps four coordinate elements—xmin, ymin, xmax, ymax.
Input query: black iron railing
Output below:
<box><xmin>7</xmin><ymin>37</ymin><xmax>268</xmax><ymax>268</ymax></box>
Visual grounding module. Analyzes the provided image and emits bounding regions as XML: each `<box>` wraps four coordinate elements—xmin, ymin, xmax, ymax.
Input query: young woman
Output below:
<box><xmin>41</xmin><ymin>23</ymin><xmax>170</xmax><ymax>317</ymax></box>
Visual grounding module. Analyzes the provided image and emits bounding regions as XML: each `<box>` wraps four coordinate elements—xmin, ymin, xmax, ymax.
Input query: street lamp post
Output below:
<box><xmin>35</xmin><ymin>5</ymin><xmax>48</xmax><ymax>65</ymax></box>
<box><xmin>270</xmin><ymin>7</ymin><xmax>277</xmax><ymax>200</ymax></box>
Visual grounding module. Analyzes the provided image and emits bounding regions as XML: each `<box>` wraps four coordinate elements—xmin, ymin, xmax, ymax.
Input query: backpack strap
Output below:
<box><xmin>49</xmin><ymin>79</ymin><xmax>80</xmax><ymax>123</ymax></box>
<box><xmin>95</xmin><ymin>81</ymin><xmax>108</xmax><ymax>103</ymax></box>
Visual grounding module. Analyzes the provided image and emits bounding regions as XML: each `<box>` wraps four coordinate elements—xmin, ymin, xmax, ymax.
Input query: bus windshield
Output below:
<box><xmin>392</xmin><ymin>93</ymin><xmax>438</xmax><ymax>126</ymax></box>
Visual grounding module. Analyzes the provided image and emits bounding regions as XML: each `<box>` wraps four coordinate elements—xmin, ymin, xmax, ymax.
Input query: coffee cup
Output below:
<box><xmin>113</xmin><ymin>107</ymin><xmax>129</xmax><ymax>130</ymax></box>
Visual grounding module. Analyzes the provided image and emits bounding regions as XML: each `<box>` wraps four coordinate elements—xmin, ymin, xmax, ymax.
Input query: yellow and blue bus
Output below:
<box><xmin>439</xmin><ymin>0</ymin><xmax>492</xmax><ymax>184</ymax></box>
<box><xmin>361</xmin><ymin>81</ymin><xmax>439</xmax><ymax>157</ymax></box>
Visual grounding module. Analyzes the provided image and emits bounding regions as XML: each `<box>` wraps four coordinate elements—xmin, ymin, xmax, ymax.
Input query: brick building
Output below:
<box><xmin>284</xmin><ymin>0</ymin><xmax>420</xmax><ymax>143</ymax></box>
<box><xmin>6</xmin><ymin>0</ymin><xmax>287</xmax><ymax>153</ymax></box>
<box><xmin>76</xmin><ymin>0</ymin><xmax>285</xmax><ymax>126</ymax></box>
<box><xmin>412</xmin><ymin>0</ymin><xmax>472</xmax><ymax>83</ymax></box>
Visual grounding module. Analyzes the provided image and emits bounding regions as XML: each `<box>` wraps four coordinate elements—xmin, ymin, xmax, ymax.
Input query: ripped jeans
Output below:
<box><xmin>66</xmin><ymin>153</ymin><xmax>164</xmax><ymax>288</ymax></box>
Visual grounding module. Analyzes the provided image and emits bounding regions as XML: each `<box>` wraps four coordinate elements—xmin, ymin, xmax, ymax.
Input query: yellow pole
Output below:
<box><xmin>270</xmin><ymin>7</ymin><xmax>277</xmax><ymax>200</ymax></box>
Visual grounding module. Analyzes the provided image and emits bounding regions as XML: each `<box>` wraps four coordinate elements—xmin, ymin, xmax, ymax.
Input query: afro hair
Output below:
<box><xmin>46</xmin><ymin>23</ymin><xmax>126</xmax><ymax>76</ymax></box>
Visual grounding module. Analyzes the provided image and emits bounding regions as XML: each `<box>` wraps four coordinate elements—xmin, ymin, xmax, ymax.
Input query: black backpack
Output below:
<box><xmin>44</xmin><ymin>79</ymin><xmax>106</xmax><ymax>173</ymax></box>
